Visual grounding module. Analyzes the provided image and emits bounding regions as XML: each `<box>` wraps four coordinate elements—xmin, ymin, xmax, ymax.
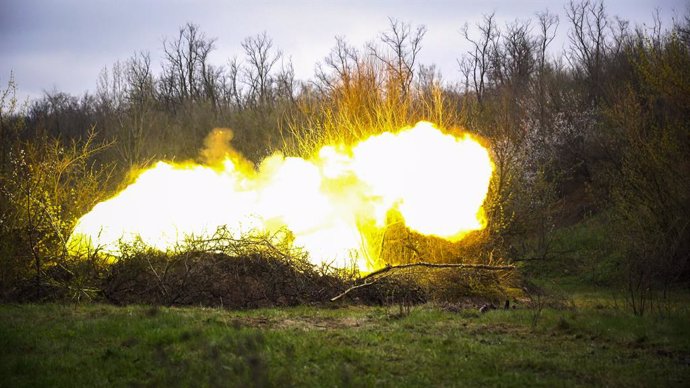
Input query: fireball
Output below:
<box><xmin>68</xmin><ymin>121</ymin><xmax>493</xmax><ymax>271</ymax></box>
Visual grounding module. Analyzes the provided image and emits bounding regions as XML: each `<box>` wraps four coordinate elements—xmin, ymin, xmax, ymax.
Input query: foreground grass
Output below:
<box><xmin>1</xmin><ymin>298</ymin><xmax>689</xmax><ymax>387</ymax></box>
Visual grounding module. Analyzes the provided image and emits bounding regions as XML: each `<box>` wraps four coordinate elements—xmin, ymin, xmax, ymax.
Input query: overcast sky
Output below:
<box><xmin>1</xmin><ymin>0</ymin><xmax>687</xmax><ymax>102</ymax></box>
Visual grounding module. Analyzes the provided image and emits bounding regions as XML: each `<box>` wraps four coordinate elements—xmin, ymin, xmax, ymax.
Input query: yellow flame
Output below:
<box><xmin>68</xmin><ymin>121</ymin><xmax>493</xmax><ymax>271</ymax></box>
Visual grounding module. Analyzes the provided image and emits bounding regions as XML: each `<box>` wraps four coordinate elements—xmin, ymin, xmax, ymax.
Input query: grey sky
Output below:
<box><xmin>1</xmin><ymin>0</ymin><xmax>686</xmax><ymax>102</ymax></box>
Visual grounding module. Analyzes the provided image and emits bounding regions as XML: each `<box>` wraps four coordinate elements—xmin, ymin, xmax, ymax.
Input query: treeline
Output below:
<box><xmin>1</xmin><ymin>1</ymin><xmax>688</xmax><ymax>312</ymax></box>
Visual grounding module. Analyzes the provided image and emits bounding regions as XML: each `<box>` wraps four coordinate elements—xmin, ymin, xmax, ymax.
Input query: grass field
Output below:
<box><xmin>1</xmin><ymin>291</ymin><xmax>689</xmax><ymax>387</ymax></box>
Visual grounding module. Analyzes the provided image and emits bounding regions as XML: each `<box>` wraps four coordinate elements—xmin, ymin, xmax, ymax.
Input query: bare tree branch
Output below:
<box><xmin>331</xmin><ymin>261</ymin><xmax>516</xmax><ymax>301</ymax></box>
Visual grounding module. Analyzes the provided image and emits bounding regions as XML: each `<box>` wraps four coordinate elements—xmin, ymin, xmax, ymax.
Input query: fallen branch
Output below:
<box><xmin>361</xmin><ymin>262</ymin><xmax>515</xmax><ymax>281</ymax></box>
<box><xmin>330</xmin><ymin>261</ymin><xmax>515</xmax><ymax>302</ymax></box>
<box><xmin>329</xmin><ymin>276</ymin><xmax>390</xmax><ymax>302</ymax></box>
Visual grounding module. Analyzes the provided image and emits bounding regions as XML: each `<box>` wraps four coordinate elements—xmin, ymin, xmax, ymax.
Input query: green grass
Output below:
<box><xmin>1</xmin><ymin>295</ymin><xmax>689</xmax><ymax>387</ymax></box>
<box><xmin>521</xmin><ymin>212</ymin><xmax>624</xmax><ymax>287</ymax></box>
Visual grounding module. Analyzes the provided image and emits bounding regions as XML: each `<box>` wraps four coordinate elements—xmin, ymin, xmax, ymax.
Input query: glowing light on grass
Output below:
<box><xmin>68</xmin><ymin>122</ymin><xmax>493</xmax><ymax>271</ymax></box>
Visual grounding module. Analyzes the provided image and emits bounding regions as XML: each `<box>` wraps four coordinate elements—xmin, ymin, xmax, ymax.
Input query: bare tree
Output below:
<box><xmin>536</xmin><ymin>10</ymin><xmax>559</xmax><ymax>75</ymax></box>
<box><xmin>0</xmin><ymin>73</ymin><xmax>25</xmax><ymax>179</ymax></box>
<box><xmin>368</xmin><ymin>18</ymin><xmax>427</xmax><ymax>100</ymax></box>
<box><xmin>460</xmin><ymin>12</ymin><xmax>500</xmax><ymax>107</ymax></box>
<box><xmin>96</xmin><ymin>62</ymin><xmax>127</xmax><ymax>114</ymax></box>
<box><xmin>241</xmin><ymin>31</ymin><xmax>282</xmax><ymax>108</ymax></box>
<box><xmin>161</xmin><ymin>23</ymin><xmax>217</xmax><ymax>105</ymax></box>
<box><xmin>120</xmin><ymin>52</ymin><xmax>156</xmax><ymax>166</ymax></box>
<box><xmin>96</xmin><ymin>51</ymin><xmax>156</xmax><ymax>167</ymax></box>
<box><xmin>416</xmin><ymin>63</ymin><xmax>442</xmax><ymax>97</ymax></box>
<box><xmin>676</xmin><ymin>12</ymin><xmax>690</xmax><ymax>44</ymax></box>
<box><xmin>223</xmin><ymin>32</ymin><xmax>283</xmax><ymax>111</ymax></box>
<box><xmin>126</xmin><ymin>52</ymin><xmax>154</xmax><ymax>105</ymax></box>
<box><xmin>275</xmin><ymin>58</ymin><xmax>297</xmax><ymax>105</ymax></box>
<box><xmin>226</xmin><ymin>56</ymin><xmax>245</xmax><ymax>110</ymax></box>
<box><xmin>315</xmin><ymin>36</ymin><xmax>360</xmax><ymax>95</ymax></box>
<box><xmin>534</xmin><ymin>10</ymin><xmax>559</xmax><ymax>132</ymax></box>
<box><xmin>566</xmin><ymin>0</ymin><xmax>610</xmax><ymax>102</ymax></box>
<box><xmin>491</xmin><ymin>19</ymin><xmax>537</xmax><ymax>90</ymax></box>
<box><xmin>609</xmin><ymin>16</ymin><xmax>630</xmax><ymax>56</ymax></box>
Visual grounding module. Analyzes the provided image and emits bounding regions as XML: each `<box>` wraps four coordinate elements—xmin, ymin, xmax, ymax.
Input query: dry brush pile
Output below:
<box><xmin>6</xmin><ymin>227</ymin><xmax>518</xmax><ymax>309</ymax></box>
